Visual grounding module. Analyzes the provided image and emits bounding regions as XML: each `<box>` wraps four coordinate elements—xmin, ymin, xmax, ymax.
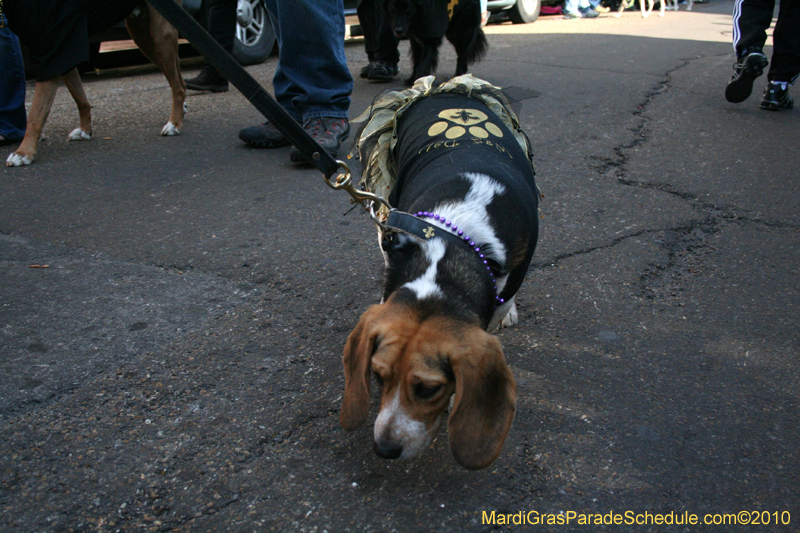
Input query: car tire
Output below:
<box><xmin>508</xmin><ymin>0</ymin><xmax>541</xmax><ymax>23</ymax></box>
<box><xmin>232</xmin><ymin>0</ymin><xmax>276</xmax><ymax>65</ymax></box>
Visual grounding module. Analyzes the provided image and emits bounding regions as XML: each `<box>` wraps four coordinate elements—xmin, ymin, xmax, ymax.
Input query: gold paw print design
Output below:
<box><xmin>427</xmin><ymin>108</ymin><xmax>505</xmax><ymax>140</ymax></box>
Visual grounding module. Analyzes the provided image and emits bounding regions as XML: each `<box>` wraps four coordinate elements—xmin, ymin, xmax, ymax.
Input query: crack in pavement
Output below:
<box><xmin>534</xmin><ymin>54</ymin><xmax>799</xmax><ymax>278</ymax></box>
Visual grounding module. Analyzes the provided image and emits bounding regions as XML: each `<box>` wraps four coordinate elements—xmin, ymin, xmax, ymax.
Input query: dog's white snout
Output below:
<box><xmin>373</xmin><ymin>390</ymin><xmax>440</xmax><ymax>461</ymax></box>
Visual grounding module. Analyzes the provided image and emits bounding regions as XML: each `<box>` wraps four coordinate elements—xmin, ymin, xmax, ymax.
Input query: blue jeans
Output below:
<box><xmin>264</xmin><ymin>0</ymin><xmax>353</xmax><ymax>122</ymax></box>
<box><xmin>564</xmin><ymin>0</ymin><xmax>592</xmax><ymax>14</ymax></box>
<box><xmin>0</xmin><ymin>20</ymin><xmax>27</xmax><ymax>141</ymax></box>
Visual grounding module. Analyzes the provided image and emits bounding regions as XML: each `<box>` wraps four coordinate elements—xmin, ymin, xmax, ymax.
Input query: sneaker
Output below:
<box><xmin>238</xmin><ymin>121</ymin><xmax>291</xmax><ymax>148</ymax></box>
<box><xmin>290</xmin><ymin>117</ymin><xmax>350</xmax><ymax>163</ymax></box>
<box><xmin>367</xmin><ymin>61</ymin><xmax>399</xmax><ymax>81</ymax></box>
<box><xmin>360</xmin><ymin>62</ymin><xmax>376</xmax><ymax>79</ymax></box>
<box><xmin>760</xmin><ymin>82</ymin><xmax>794</xmax><ymax>111</ymax></box>
<box><xmin>725</xmin><ymin>49</ymin><xmax>769</xmax><ymax>103</ymax></box>
<box><xmin>595</xmin><ymin>5</ymin><xmax>611</xmax><ymax>11</ymax></box>
<box><xmin>185</xmin><ymin>68</ymin><xmax>229</xmax><ymax>92</ymax></box>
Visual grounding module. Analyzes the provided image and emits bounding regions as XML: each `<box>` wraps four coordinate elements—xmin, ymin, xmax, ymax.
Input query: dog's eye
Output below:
<box><xmin>414</xmin><ymin>383</ymin><xmax>442</xmax><ymax>400</ymax></box>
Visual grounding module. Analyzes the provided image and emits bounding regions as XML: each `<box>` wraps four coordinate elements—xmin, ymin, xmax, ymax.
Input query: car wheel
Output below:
<box><xmin>232</xmin><ymin>0</ymin><xmax>276</xmax><ymax>65</ymax></box>
<box><xmin>508</xmin><ymin>0</ymin><xmax>541</xmax><ymax>23</ymax></box>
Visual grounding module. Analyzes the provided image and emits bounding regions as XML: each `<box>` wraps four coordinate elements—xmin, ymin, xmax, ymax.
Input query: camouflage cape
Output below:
<box><xmin>349</xmin><ymin>75</ymin><xmax>537</xmax><ymax>220</ymax></box>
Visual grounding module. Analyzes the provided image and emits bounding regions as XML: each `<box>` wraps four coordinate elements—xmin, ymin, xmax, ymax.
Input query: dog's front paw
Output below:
<box><xmin>68</xmin><ymin>128</ymin><xmax>92</xmax><ymax>141</ymax></box>
<box><xmin>161</xmin><ymin>122</ymin><xmax>181</xmax><ymax>136</ymax></box>
<box><xmin>6</xmin><ymin>152</ymin><xmax>33</xmax><ymax>167</ymax></box>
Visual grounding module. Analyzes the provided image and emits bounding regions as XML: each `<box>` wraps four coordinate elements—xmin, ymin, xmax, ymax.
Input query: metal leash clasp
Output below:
<box><xmin>324</xmin><ymin>160</ymin><xmax>391</xmax><ymax>228</ymax></box>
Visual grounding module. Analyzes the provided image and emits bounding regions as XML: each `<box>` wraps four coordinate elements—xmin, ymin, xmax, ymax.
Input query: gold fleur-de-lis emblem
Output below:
<box><xmin>423</xmin><ymin>227</ymin><xmax>435</xmax><ymax>238</ymax></box>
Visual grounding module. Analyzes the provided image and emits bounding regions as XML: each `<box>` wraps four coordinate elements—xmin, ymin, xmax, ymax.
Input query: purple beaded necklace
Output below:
<box><xmin>413</xmin><ymin>211</ymin><xmax>506</xmax><ymax>306</ymax></box>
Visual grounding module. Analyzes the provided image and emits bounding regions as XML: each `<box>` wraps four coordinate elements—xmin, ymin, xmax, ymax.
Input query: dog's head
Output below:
<box><xmin>340</xmin><ymin>298</ymin><xmax>516</xmax><ymax>470</ymax></box>
<box><xmin>385</xmin><ymin>0</ymin><xmax>418</xmax><ymax>38</ymax></box>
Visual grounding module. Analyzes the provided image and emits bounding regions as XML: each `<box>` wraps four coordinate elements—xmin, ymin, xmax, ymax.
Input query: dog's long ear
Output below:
<box><xmin>448</xmin><ymin>330</ymin><xmax>516</xmax><ymax>470</ymax></box>
<box><xmin>340</xmin><ymin>305</ymin><xmax>381</xmax><ymax>431</ymax></box>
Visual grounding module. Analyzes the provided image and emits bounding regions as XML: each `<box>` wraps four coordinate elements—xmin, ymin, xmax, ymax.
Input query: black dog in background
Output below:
<box><xmin>387</xmin><ymin>0</ymin><xmax>488</xmax><ymax>85</ymax></box>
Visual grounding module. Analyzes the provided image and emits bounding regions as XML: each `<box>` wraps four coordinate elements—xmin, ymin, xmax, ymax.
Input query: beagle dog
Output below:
<box><xmin>5</xmin><ymin>0</ymin><xmax>186</xmax><ymax>167</ymax></box>
<box><xmin>341</xmin><ymin>87</ymin><xmax>539</xmax><ymax>470</ymax></box>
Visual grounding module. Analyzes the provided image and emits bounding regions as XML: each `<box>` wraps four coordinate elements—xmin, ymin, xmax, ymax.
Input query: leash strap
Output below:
<box><xmin>384</xmin><ymin>210</ymin><xmax>470</xmax><ymax>250</ymax></box>
<box><xmin>145</xmin><ymin>0</ymin><xmax>341</xmax><ymax>178</ymax></box>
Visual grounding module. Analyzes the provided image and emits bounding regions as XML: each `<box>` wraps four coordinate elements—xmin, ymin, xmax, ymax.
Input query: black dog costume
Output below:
<box><xmin>353</xmin><ymin>75</ymin><xmax>540</xmax><ymax>331</ymax></box>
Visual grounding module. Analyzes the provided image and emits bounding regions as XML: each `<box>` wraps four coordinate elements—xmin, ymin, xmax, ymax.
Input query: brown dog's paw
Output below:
<box><xmin>6</xmin><ymin>151</ymin><xmax>34</xmax><ymax>167</ymax></box>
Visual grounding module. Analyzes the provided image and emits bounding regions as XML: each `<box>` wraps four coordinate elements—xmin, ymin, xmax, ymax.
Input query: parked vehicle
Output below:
<box><xmin>185</xmin><ymin>0</ymin><xmax>276</xmax><ymax>66</ymax></box>
<box><xmin>205</xmin><ymin>0</ymin><xmax>360</xmax><ymax>65</ymax></box>
<box><xmin>487</xmin><ymin>0</ymin><xmax>541</xmax><ymax>23</ymax></box>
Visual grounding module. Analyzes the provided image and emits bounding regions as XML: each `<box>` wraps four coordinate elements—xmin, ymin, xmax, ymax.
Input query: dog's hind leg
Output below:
<box><xmin>6</xmin><ymin>77</ymin><xmax>60</xmax><ymax>167</ymax></box>
<box><xmin>126</xmin><ymin>3</ymin><xmax>186</xmax><ymax>136</ymax></box>
<box><xmin>61</xmin><ymin>68</ymin><xmax>93</xmax><ymax>142</ymax></box>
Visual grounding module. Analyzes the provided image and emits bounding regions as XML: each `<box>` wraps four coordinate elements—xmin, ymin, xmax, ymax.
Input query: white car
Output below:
<box><xmin>488</xmin><ymin>0</ymin><xmax>542</xmax><ymax>23</ymax></box>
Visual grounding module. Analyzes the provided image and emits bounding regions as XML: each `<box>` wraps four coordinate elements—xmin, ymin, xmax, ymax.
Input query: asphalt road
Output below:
<box><xmin>2</xmin><ymin>2</ymin><xmax>798</xmax><ymax>531</ymax></box>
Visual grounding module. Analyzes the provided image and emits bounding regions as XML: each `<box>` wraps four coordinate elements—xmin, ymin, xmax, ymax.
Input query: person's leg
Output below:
<box><xmin>358</xmin><ymin>0</ymin><xmax>379</xmax><ymax>76</ymax></box>
<box><xmin>368</xmin><ymin>0</ymin><xmax>400</xmax><ymax>80</ymax></box>
<box><xmin>374</xmin><ymin>1</ymin><xmax>399</xmax><ymax>64</ymax></box>
<box><xmin>564</xmin><ymin>0</ymin><xmax>581</xmax><ymax>15</ymax></box>
<box><xmin>731</xmin><ymin>0</ymin><xmax>774</xmax><ymax>56</ymax></box>
<box><xmin>240</xmin><ymin>0</ymin><xmax>353</xmax><ymax>159</ymax></box>
<box><xmin>760</xmin><ymin>0</ymin><xmax>800</xmax><ymax>109</ymax></box>
<box><xmin>267</xmin><ymin>0</ymin><xmax>352</xmax><ymax>121</ymax></box>
<box><xmin>0</xmin><ymin>24</ymin><xmax>27</xmax><ymax>145</ymax></box>
<box><xmin>767</xmin><ymin>0</ymin><xmax>800</xmax><ymax>83</ymax></box>
<box><xmin>726</xmin><ymin>0</ymin><xmax>774</xmax><ymax>102</ymax></box>
<box><xmin>185</xmin><ymin>0</ymin><xmax>236</xmax><ymax>91</ymax></box>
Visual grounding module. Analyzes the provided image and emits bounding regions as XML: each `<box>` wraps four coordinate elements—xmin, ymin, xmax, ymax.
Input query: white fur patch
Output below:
<box><xmin>68</xmin><ymin>128</ymin><xmax>92</xmax><ymax>141</ymax></box>
<box><xmin>6</xmin><ymin>153</ymin><xmax>32</xmax><ymax>167</ymax></box>
<box><xmin>161</xmin><ymin>122</ymin><xmax>181</xmax><ymax>136</ymax></box>
<box><xmin>402</xmin><ymin>238</ymin><xmax>446</xmax><ymax>300</ymax></box>
<box><xmin>374</xmin><ymin>390</ymin><xmax>433</xmax><ymax>460</ymax></box>
<box><xmin>430</xmin><ymin>172</ymin><xmax>507</xmax><ymax>266</ymax></box>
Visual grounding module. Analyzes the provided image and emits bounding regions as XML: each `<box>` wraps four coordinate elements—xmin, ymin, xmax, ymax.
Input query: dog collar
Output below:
<box><xmin>384</xmin><ymin>210</ymin><xmax>506</xmax><ymax>305</ymax></box>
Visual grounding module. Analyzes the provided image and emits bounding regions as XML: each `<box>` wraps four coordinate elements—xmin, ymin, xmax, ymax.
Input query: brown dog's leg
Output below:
<box><xmin>61</xmin><ymin>68</ymin><xmax>93</xmax><ymax>142</ymax></box>
<box><xmin>126</xmin><ymin>3</ymin><xmax>186</xmax><ymax>136</ymax></box>
<box><xmin>6</xmin><ymin>77</ymin><xmax>60</xmax><ymax>166</ymax></box>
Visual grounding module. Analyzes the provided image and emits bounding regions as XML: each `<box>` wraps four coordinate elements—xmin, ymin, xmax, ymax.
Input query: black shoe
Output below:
<box><xmin>725</xmin><ymin>50</ymin><xmax>768</xmax><ymax>103</ymax></box>
<box><xmin>360</xmin><ymin>62</ymin><xmax>376</xmax><ymax>79</ymax></box>
<box><xmin>367</xmin><ymin>61</ymin><xmax>399</xmax><ymax>81</ymax></box>
<box><xmin>290</xmin><ymin>117</ymin><xmax>350</xmax><ymax>163</ymax></box>
<box><xmin>238</xmin><ymin>121</ymin><xmax>291</xmax><ymax>148</ymax></box>
<box><xmin>185</xmin><ymin>69</ymin><xmax>229</xmax><ymax>92</ymax></box>
<box><xmin>760</xmin><ymin>82</ymin><xmax>794</xmax><ymax>111</ymax></box>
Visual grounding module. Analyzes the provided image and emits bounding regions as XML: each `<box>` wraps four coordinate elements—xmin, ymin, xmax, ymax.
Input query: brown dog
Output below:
<box><xmin>5</xmin><ymin>1</ymin><xmax>186</xmax><ymax>167</ymax></box>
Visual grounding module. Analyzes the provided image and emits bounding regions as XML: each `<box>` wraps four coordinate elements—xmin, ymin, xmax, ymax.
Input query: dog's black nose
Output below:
<box><xmin>373</xmin><ymin>440</ymin><xmax>403</xmax><ymax>459</ymax></box>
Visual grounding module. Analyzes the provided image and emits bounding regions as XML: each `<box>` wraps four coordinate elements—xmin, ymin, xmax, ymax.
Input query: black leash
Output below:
<box><xmin>145</xmin><ymin>0</ymin><xmax>340</xmax><ymax>179</ymax></box>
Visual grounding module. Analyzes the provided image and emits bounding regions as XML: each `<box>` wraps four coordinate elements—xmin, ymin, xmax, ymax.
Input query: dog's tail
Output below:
<box><xmin>471</xmin><ymin>29</ymin><xmax>489</xmax><ymax>65</ymax></box>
